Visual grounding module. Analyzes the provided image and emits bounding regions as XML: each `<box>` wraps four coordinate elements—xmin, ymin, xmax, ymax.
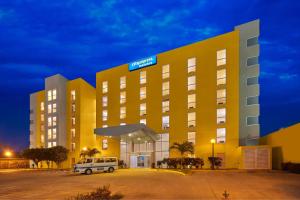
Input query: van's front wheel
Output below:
<box><xmin>108</xmin><ymin>167</ymin><xmax>114</xmax><ymax>173</ymax></box>
<box><xmin>85</xmin><ymin>169</ymin><xmax>92</xmax><ymax>175</ymax></box>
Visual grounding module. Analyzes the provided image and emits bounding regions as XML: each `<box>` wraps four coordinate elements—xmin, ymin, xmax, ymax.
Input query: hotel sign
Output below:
<box><xmin>128</xmin><ymin>55</ymin><xmax>157</xmax><ymax>71</ymax></box>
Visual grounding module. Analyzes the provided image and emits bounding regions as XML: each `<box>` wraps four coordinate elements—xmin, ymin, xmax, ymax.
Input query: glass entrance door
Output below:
<box><xmin>137</xmin><ymin>155</ymin><xmax>150</xmax><ymax>168</ymax></box>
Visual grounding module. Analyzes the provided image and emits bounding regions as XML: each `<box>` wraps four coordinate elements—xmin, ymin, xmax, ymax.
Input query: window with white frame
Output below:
<box><xmin>188</xmin><ymin>76</ymin><xmax>196</xmax><ymax>91</ymax></box>
<box><xmin>47</xmin><ymin>129</ymin><xmax>52</xmax><ymax>139</ymax></box>
<box><xmin>53</xmin><ymin>103</ymin><xmax>57</xmax><ymax>113</ymax></box>
<box><xmin>155</xmin><ymin>133</ymin><xmax>169</xmax><ymax>166</ymax></box>
<box><xmin>40</xmin><ymin>102</ymin><xmax>44</xmax><ymax>111</ymax></box>
<box><xmin>162</xmin><ymin>64</ymin><xmax>170</xmax><ymax>79</ymax></box>
<box><xmin>188</xmin><ymin>57</ymin><xmax>196</xmax><ymax>73</ymax></box>
<box><xmin>120</xmin><ymin>91</ymin><xmax>126</xmax><ymax>104</ymax></box>
<box><xmin>52</xmin><ymin>116</ymin><xmax>57</xmax><ymax>126</ymax></box>
<box><xmin>140</xmin><ymin>71</ymin><xmax>146</xmax><ymax>84</ymax></box>
<box><xmin>120</xmin><ymin>107</ymin><xmax>126</xmax><ymax>119</ymax></box>
<box><xmin>217</xmin><ymin>108</ymin><xmax>226</xmax><ymax>124</ymax></box>
<box><xmin>48</xmin><ymin>142</ymin><xmax>52</xmax><ymax>148</ymax></box>
<box><xmin>102</xmin><ymin>124</ymin><xmax>108</xmax><ymax>128</ymax></box>
<box><xmin>140</xmin><ymin>103</ymin><xmax>146</xmax><ymax>116</ymax></box>
<box><xmin>52</xmin><ymin>89</ymin><xmax>57</xmax><ymax>100</ymax></box>
<box><xmin>52</xmin><ymin>128</ymin><xmax>57</xmax><ymax>139</ymax></box>
<box><xmin>140</xmin><ymin>118</ymin><xmax>146</xmax><ymax>125</ymax></box>
<box><xmin>102</xmin><ymin>96</ymin><xmax>108</xmax><ymax>107</ymax></box>
<box><xmin>71</xmin><ymin>117</ymin><xmax>75</xmax><ymax>125</ymax></box>
<box><xmin>162</xmin><ymin>100</ymin><xmax>169</xmax><ymax>113</ymax></box>
<box><xmin>47</xmin><ymin>90</ymin><xmax>52</xmax><ymax>101</ymax></box>
<box><xmin>120</xmin><ymin>76</ymin><xmax>126</xmax><ymax>89</ymax></box>
<box><xmin>217</xmin><ymin>69</ymin><xmax>226</xmax><ymax>85</ymax></box>
<box><xmin>71</xmin><ymin>90</ymin><xmax>76</xmax><ymax>101</ymax></box>
<box><xmin>140</xmin><ymin>87</ymin><xmax>146</xmax><ymax>100</ymax></box>
<box><xmin>48</xmin><ymin>117</ymin><xmax>52</xmax><ymax>127</ymax></box>
<box><xmin>162</xmin><ymin>81</ymin><xmax>170</xmax><ymax>96</ymax></box>
<box><xmin>217</xmin><ymin>89</ymin><xmax>226</xmax><ymax>105</ymax></box>
<box><xmin>102</xmin><ymin>139</ymin><xmax>108</xmax><ymax>150</ymax></box>
<box><xmin>217</xmin><ymin>49</ymin><xmax>226</xmax><ymax>66</ymax></box>
<box><xmin>102</xmin><ymin>81</ymin><xmax>108</xmax><ymax>93</ymax></box>
<box><xmin>71</xmin><ymin>103</ymin><xmax>75</xmax><ymax>112</ymax></box>
<box><xmin>217</xmin><ymin>128</ymin><xmax>226</xmax><ymax>143</ymax></box>
<box><xmin>188</xmin><ymin>112</ymin><xmax>196</xmax><ymax>127</ymax></box>
<box><xmin>102</xmin><ymin>110</ymin><xmax>108</xmax><ymax>121</ymax></box>
<box><xmin>71</xmin><ymin>128</ymin><xmax>75</xmax><ymax>138</ymax></box>
<box><xmin>120</xmin><ymin>123</ymin><xmax>126</xmax><ymax>126</ymax></box>
<box><xmin>188</xmin><ymin>132</ymin><xmax>196</xmax><ymax>144</ymax></box>
<box><xmin>52</xmin><ymin>141</ymin><xmax>56</xmax><ymax>147</ymax></box>
<box><xmin>48</xmin><ymin>104</ymin><xmax>52</xmax><ymax>114</ymax></box>
<box><xmin>188</xmin><ymin>94</ymin><xmax>196</xmax><ymax>109</ymax></box>
<box><xmin>162</xmin><ymin>116</ymin><xmax>169</xmax><ymax>129</ymax></box>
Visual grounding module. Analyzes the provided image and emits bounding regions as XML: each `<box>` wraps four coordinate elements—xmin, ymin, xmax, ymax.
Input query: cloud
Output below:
<box><xmin>279</xmin><ymin>74</ymin><xmax>298</xmax><ymax>80</ymax></box>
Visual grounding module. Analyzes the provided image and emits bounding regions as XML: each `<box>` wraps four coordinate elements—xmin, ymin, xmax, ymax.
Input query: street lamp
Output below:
<box><xmin>210</xmin><ymin>139</ymin><xmax>216</xmax><ymax>170</ymax></box>
<box><xmin>4</xmin><ymin>150</ymin><xmax>13</xmax><ymax>158</ymax></box>
<box><xmin>82</xmin><ymin>147</ymin><xmax>87</xmax><ymax>151</ymax></box>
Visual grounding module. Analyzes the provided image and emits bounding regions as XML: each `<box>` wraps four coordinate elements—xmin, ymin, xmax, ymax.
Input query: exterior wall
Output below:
<box><xmin>235</xmin><ymin>20</ymin><xmax>260</xmax><ymax>146</ymax></box>
<box><xmin>96</xmin><ymin>29</ymin><xmax>241</xmax><ymax>168</ymax></box>
<box><xmin>260</xmin><ymin>123</ymin><xmax>300</xmax><ymax>169</ymax></box>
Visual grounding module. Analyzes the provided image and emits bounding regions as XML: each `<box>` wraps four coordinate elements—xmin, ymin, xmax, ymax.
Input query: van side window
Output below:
<box><xmin>105</xmin><ymin>158</ymin><xmax>116</xmax><ymax>162</ymax></box>
<box><xmin>95</xmin><ymin>158</ymin><xmax>104</xmax><ymax>163</ymax></box>
<box><xmin>85</xmin><ymin>158</ymin><xmax>93</xmax><ymax>163</ymax></box>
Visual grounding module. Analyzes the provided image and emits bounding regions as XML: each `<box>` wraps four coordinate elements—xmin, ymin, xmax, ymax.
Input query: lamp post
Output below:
<box><xmin>210</xmin><ymin>139</ymin><xmax>216</xmax><ymax>170</ymax></box>
<box><xmin>4</xmin><ymin>150</ymin><xmax>13</xmax><ymax>158</ymax></box>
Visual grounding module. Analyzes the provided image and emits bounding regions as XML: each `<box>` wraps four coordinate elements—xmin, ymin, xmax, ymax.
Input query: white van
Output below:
<box><xmin>73</xmin><ymin>157</ymin><xmax>118</xmax><ymax>175</ymax></box>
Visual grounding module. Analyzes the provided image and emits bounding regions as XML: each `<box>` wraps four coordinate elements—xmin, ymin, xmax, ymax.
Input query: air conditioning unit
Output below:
<box><xmin>218</xmin><ymin>102</ymin><xmax>224</xmax><ymax>105</ymax></box>
<box><xmin>219</xmin><ymin>121</ymin><xmax>225</xmax><ymax>124</ymax></box>
<box><xmin>189</xmin><ymin>106</ymin><xmax>195</xmax><ymax>109</ymax></box>
<box><xmin>189</xmin><ymin>124</ymin><xmax>195</xmax><ymax>128</ymax></box>
<box><xmin>163</xmin><ymin>125</ymin><xmax>169</xmax><ymax>130</ymax></box>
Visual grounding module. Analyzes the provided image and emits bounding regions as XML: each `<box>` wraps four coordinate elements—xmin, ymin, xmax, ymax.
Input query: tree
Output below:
<box><xmin>80</xmin><ymin>148</ymin><xmax>100</xmax><ymax>158</ymax></box>
<box><xmin>169</xmin><ymin>141</ymin><xmax>194</xmax><ymax>169</ymax></box>
<box><xmin>49</xmin><ymin>146</ymin><xmax>69</xmax><ymax>168</ymax></box>
<box><xmin>22</xmin><ymin>148</ymin><xmax>44</xmax><ymax>168</ymax></box>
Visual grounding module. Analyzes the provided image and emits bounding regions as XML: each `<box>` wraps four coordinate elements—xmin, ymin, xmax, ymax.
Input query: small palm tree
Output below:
<box><xmin>80</xmin><ymin>148</ymin><xmax>101</xmax><ymax>158</ymax></box>
<box><xmin>169</xmin><ymin>141</ymin><xmax>194</xmax><ymax>169</ymax></box>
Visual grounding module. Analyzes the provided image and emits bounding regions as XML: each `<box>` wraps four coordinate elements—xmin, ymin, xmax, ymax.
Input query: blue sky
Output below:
<box><xmin>0</xmin><ymin>0</ymin><xmax>299</xmax><ymax>150</ymax></box>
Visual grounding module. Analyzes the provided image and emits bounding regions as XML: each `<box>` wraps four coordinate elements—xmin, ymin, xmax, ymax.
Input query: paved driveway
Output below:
<box><xmin>0</xmin><ymin>169</ymin><xmax>299</xmax><ymax>199</ymax></box>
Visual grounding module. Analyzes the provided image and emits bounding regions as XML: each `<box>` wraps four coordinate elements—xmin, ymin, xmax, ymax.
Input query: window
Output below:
<box><xmin>71</xmin><ymin>117</ymin><xmax>75</xmax><ymax>125</ymax></box>
<box><xmin>53</xmin><ymin>103</ymin><xmax>57</xmax><ymax>113</ymax></box>
<box><xmin>162</xmin><ymin>100</ymin><xmax>169</xmax><ymax>113</ymax></box>
<box><xmin>120</xmin><ymin>107</ymin><xmax>126</xmax><ymax>119</ymax></box>
<box><xmin>217</xmin><ymin>69</ymin><xmax>226</xmax><ymax>85</ymax></box>
<box><xmin>155</xmin><ymin>133</ymin><xmax>169</xmax><ymax>165</ymax></box>
<box><xmin>52</xmin><ymin>141</ymin><xmax>57</xmax><ymax>147</ymax></box>
<box><xmin>102</xmin><ymin>110</ymin><xmax>108</xmax><ymax>121</ymax></box>
<box><xmin>188</xmin><ymin>132</ymin><xmax>196</xmax><ymax>144</ymax></box>
<box><xmin>188</xmin><ymin>112</ymin><xmax>196</xmax><ymax>127</ymax></box>
<box><xmin>188</xmin><ymin>57</ymin><xmax>196</xmax><ymax>73</ymax></box>
<box><xmin>95</xmin><ymin>158</ymin><xmax>104</xmax><ymax>163</ymax></box>
<box><xmin>52</xmin><ymin>117</ymin><xmax>57</xmax><ymax>126</ymax></box>
<box><xmin>120</xmin><ymin>123</ymin><xmax>126</xmax><ymax>126</ymax></box>
<box><xmin>247</xmin><ymin>77</ymin><xmax>259</xmax><ymax>86</ymax></box>
<box><xmin>188</xmin><ymin>76</ymin><xmax>196</xmax><ymax>91</ymax></box>
<box><xmin>102</xmin><ymin>139</ymin><xmax>108</xmax><ymax>150</ymax></box>
<box><xmin>52</xmin><ymin>128</ymin><xmax>57</xmax><ymax>139</ymax></box>
<box><xmin>40</xmin><ymin>125</ymin><xmax>44</xmax><ymax>131</ymax></box>
<box><xmin>48</xmin><ymin>104</ymin><xmax>52</xmax><ymax>114</ymax></box>
<box><xmin>102</xmin><ymin>96</ymin><xmax>108</xmax><ymax>107</ymax></box>
<box><xmin>162</xmin><ymin>64</ymin><xmax>170</xmax><ymax>79</ymax></box>
<box><xmin>102</xmin><ymin>125</ymin><xmax>108</xmax><ymax>128</ymax></box>
<box><xmin>71</xmin><ymin>90</ymin><xmax>76</xmax><ymax>101</ymax></box>
<box><xmin>102</xmin><ymin>81</ymin><xmax>108</xmax><ymax>93</ymax></box>
<box><xmin>140</xmin><ymin>103</ymin><xmax>146</xmax><ymax>116</ymax></box>
<box><xmin>217</xmin><ymin>108</ymin><xmax>226</xmax><ymax>124</ymax></box>
<box><xmin>120</xmin><ymin>76</ymin><xmax>126</xmax><ymax>89</ymax></box>
<box><xmin>140</xmin><ymin>87</ymin><xmax>146</xmax><ymax>100</ymax></box>
<box><xmin>71</xmin><ymin>128</ymin><xmax>75</xmax><ymax>138</ymax></box>
<box><xmin>41</xmin><ymin>135</ymin><xmax>45</xmax><ymax>143</ymax></box>
<box><xmin>217</xmin><ymin>89</ymin><xmax>226</xmax><ymax>105</ymax></box>
<box><xmin>188</xmin><ymin>94</ymin><xmax>196</xmax><ymax>109</ymax></box>
<box><xmin>247</xmin><ymin>96</ymin><xmax>259</xmax><ymax>105</ymax></box>
<box><xmin>48</xmin><ymin>142</ymin><xmax>52</xmax><ymax>148</ymax></box>
<box><xmin>41</xmin><ymin>114</ymin><xmax>44</xmax><ymax>122</ymax></box>
<box><xmin>247</xmin><ymin>37</ymin><xmax>258</xmax><ymax>47</ymax></box>
<box><xmin>162</xmin><ymin>82</ymin><xmax>170</xmax><ymax>96</ymax></box>
<box><xmin>247</xmin><ymin>56</ymin><xmax>259</xmax><ymax>66</ymax></box>
<box><xmin>140</xmin><ymin>119</ymin><xmax>146</xmax><ymax>125</ymax></box>
<box><xmin>120</xmin><ymin>91</ymin><xmax>126</xmax><ymax>104</ymax></box>
<box><xmin>247</xmin><ymin>116</ymin><xmax>259</xmax><ymax>125</ymax></box>
<box><xmin>217</xmin><ymin>49</ymin><xmax>226</xmax><ymax>66</ymax></box>
<box><xmin>48</xmin><ymin>117</ymin><xmax>52</xmax><ymax>127</ymax></box>
<box><xmin>48</xmin><ymin>90</ymin><xmax>52</xmax><ymax>101</ymax></box>
<box><xmin>52</xmin><ymin>89</ymin><xmax>57</xmax><ymax>100</ymax></box>
<box><xmin>162</xmin><ymin>116</ymin><xmax>169</xmax><ymax>129</ymax></box>
<box><xmin>71</xmin><ymin>104</ymin><xmax>75</xmax><ymax>112</ymax></box>
<box><xmin>140</xmin><ymin>71</ymin><xmax>146</xmax><ymax>84</ymax></box>
<box><xmin>217</xmin><ymin>128</ymin><xmax>226</xmax><ymax>143</ymax></box>
<box><xmin>47</xmin><ymin>129</ymin><xmax>52</xmax><ymax>139</ymax></box>
<box><xmin>71</xmin><ymin>143</ymin><xmax>75</xmax><ymax>151</ymax></box>
<box><xmin>40</xmin><ymin>102</ymin><xmax>44</xmax><ymax>111</ymax></box>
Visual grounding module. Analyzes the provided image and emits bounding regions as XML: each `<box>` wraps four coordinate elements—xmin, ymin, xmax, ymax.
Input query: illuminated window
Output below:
<box><xmin>71</xmin><ymin>90</ymin><xmax>76</xmax><ymax>101</ymax></box>
<box><xmin>162</xmin><ymin>100</ymin><xmax>169</xmax><ymax>113</ymax></box>
<box><xmin>48</xmin><ymin>104</ymin><xmax>52</xmax><ymax>114</ymax></box>
<box><xmin>188</xmin><ymin>94</ymin><xmax>196</xmax><ymax>109</ymax></box>
<box><xmin>188</xmin><ymin>76</ymin><xmax>196</xmax><ymax>91</ymax></box>
<box><xmin>102</xmin><ymin>110</ymin><xmax>108</xmax><ymax>121</ymax></box>
<box><xmin>40</xmin><ymin>102</ymin><xmax>44</xmax><ymax>111</ymax></box>
<box><xmin>120</xmin><ymin>91</ymin><xmax>126</xmax><ymax>104</ymax></box>
<box><xmin>53</xmin><ymin>103</ymin><xmax>57</xmax><ymax>113</ymax></box>
<box><xmin>120</xmin><ymin>123</ymin><xmax>126</xmax><ymax>126</ymax></box>
<box><xmin>162</xmin><ymin>64</ymin><xmax>170</xmax><ymax>79</ymax></box>
<box><xmin>120</xmin><ymin>107</ymin><xmax>126</xmax><ymax>119</ymax></box>
<box><xmin>188</xmin><ymin>112</ymin><xmax>196</xmax><ymax>127</ymax></box>
<box><xmin>162</xmin><ymin>116</ymin><xmax>169</xmax><ymax>129</ymax></box>
<box><xmin>71</xmin><ymin>143</ymin><xmax>75</xmax><ymax>151</ymax></box>
<box><xmin>102</xmin><ymin>124</ymin><xmax>108</xmax><ymax>128</ymax></box>
<box><xmin>217</xmin><ymin>128</ymin><xmax>226</xmax><ymax>143</ymax></box>
<box><xmin>140</xmin><ymin>71</ymin><xmax>146</xmax><ymax>84</ymax></box>
<box><xmin>120</xmin><ymin>76</ymin><xmax>126</xmax><ymax>89</ymax></box>
<box><xmin>52</xmin><ymin>141</ymin><xmax>57</xmax><ymax>147</ymax></box>
<box><xmin>217</xmin><ymin>89</ymin><xmax>226</xmax><ymax>105</ymax></box>
<box><xmin>188</xmin><ymin>132</ymin><xmax>196</xmax><ymax>144</ymax></box>
<box><xmin>52</xmin><ymin>128</ymin><xmax>57</xmax><ymax>139</ymax></box>
<box><xmin>47</xmin><ymin>90</ymin><xmax>52</xmax><ymax>101</ymax></box>
<box><xmin>140</xmin><ymin>87</ymin><xmax>146</xmax><ymax>100</ymax></box>
<box><xmin>188</xmin><ymin>57</ymin><xmax>196</xmax><ymax>73</ymax></box>
<box><xmin>71</xmin><ymin>128</ymin><xmax>75</xmax><ymax>138</ymax></box>
<box><xmin>102</xmin><ymin>96</ymin><xmax>108</xmax><ymax>107</ymax></box>
<box><xmin>41</xmin><ymin>114</ymin><xmax>44</xmax><ymax>122</ymax></box>
<box><xmin>48</xmin><ymin>117</ymin><xmax>52</xmax><ymax>127</ymax></box>
<box><xmin>71</xmin><ymin>103</ymin><xmax>75</xmax><ymax>112</ymax></box>
<box><xmin>71</xmin><ymin>117</ymin><xmax>75</xmax><ymax>125</ymax></box>
<box><xmin>217</xmin><ymin>108</ymin><xmax>226</xmax><ymax>124</ymax></box>
<box><xmin>217</xmin><ymin>69</ymin><xmax>226</xmax><ymax>85</ymax></box>
<box><xmin>102</xmin><ymin>81</ymin><xmax>108</xmax><ymax>93</ymax></box>
<box><xmin>52</xmin><ymin>89</ymin><xmax>57</xmax><ymax>100</ymax></box>
<box><xmin>48</xmin><ymin>142</ymin><xmax>52</xmax><ymax>148</ymax></box>
<box><xmin>140</xmin><ymin>119</ymin><xmax>146</xmax><ymax>125</ymax></box>
<box><xmin>102</xmin><ymin>139</ymin><xmax>108</xmax><ymax>150</ymax></box>
<box><xmin>217</xmin><ymin>49</ymin><xmax>226</xmax><ymax>66</ymax></box>
<box><xmin>41</xmin><ymin>135</ymin><xmax>45</xmax><ymax>143</ymax></box>
<box><xmin>140</xmin><ymin>103</ymin><xmax>146</xmax><ymax>116</ymax></box>
<box><xmin>47</xmin><ymin>129</ymin><xmax>52</xmax><ymax>139</ymax></box>
<box><xmin>162</xmin><ymin>81</ymin><xmax>170</xmax><ymax>96</ymax></box>
<box><xmin>52</xmin><ymin>117</ymin><xmax>57</xmax><ymax>126</ymax></box>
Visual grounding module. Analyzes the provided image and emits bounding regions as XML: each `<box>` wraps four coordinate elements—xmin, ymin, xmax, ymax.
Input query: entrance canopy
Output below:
<box><xmin>94</xmin><ymin>124</ymin><xmax>159</xmax><ymax>143</ymax></box>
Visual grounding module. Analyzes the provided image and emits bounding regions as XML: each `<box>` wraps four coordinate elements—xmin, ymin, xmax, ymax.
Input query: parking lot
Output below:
<box><xmin>0</xmin><ymin>169</ymin><xmax>300</xmax><ymax>199</ymax></box>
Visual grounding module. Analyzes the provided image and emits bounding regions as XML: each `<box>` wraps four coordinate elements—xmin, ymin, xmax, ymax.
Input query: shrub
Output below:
<box><xmin>282</xmin><ymin>162</ymin><xmax>300</xmax><ymax>173</ymax></box>
<box><xmin>208</xmin><ymin>157</ymin><xmax>222</xmax><ymax>169</ymax></box>
<box><xmin>159</xmin><ymin>158</ymin><xmax>204</xmax><ymax>169</ymax></box>
<box><xmin>68</xmin><ymin>185</ymin><xmax>123</xmax><ymax>200</ymax></box>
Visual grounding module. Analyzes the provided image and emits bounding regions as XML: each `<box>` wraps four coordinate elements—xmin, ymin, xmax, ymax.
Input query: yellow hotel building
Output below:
<box><xmin>30</xmin><ymin>20</ymin><xmax>261</xmax><ymax>169</ymax></box>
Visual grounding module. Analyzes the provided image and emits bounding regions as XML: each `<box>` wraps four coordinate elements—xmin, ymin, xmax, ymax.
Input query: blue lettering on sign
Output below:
<box><xmin>128</xmin><ymin>56</ymin><xmax>157</xmax><ymax>71</ymax></box>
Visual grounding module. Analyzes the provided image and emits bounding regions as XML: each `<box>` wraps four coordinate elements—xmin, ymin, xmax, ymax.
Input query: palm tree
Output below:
<box><xmin>80</xmin><ymin>148</ymin><xmax>101</xmax><ymax>158</ymax></box>
<box><xmin>169</xmin><ymin>141</ymin><xmax>194</xmax><ymax>169</ymax></box>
